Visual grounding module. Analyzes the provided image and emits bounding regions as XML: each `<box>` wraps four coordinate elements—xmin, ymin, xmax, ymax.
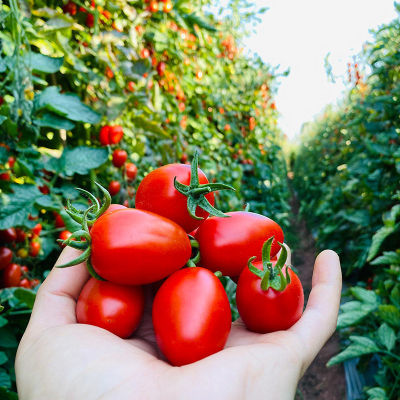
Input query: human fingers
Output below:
<box><xmin>28</xmin><ymin>247</ymin><xmax>89</xmax><ymax>332</ymax></box>
<box><xmin>289</xmin><ymin>250</ymin><xmax>342</xmax><ymax>372</ymax></box>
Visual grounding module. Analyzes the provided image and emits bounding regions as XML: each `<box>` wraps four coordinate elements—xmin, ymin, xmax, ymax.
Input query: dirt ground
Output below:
<box><xmin>290</xmin><ymin>192</ymin><xmax>347</xmax><ymax>400</ymax></box>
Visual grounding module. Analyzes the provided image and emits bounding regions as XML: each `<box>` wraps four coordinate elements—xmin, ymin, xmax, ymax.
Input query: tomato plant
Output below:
<box><xmin>76</xmin><ymin>278</ymin><xmax>145</xmax><ymax>338</ymax></box>
<box><xmin>152</xmin><ymin>267</ymin><xmax>232</xmax><ymax>366</ymax></box>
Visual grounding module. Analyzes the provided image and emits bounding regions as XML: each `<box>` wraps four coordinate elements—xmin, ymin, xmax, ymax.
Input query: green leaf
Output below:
<box><xmin>0</xmin><ymin>352</ymin><xmax>8</xmax><ymax>366</ymax></box>
<box><xmin>0</xmin><ymin>147</ymin><xmax>7</xmax><ymax>164</ymax></box>
<box><xmin>378</xmin><ymin>305</ymin><xmax>400</xmax><ymax>328</ymax></box>
<box><xmin>0</xmin><ymin>184</ymin><xmax>42</xmax><ymax>229</ymax></box>
<box><xmin>327</xmin><ymin>335</ymin><xmax>380</xmax><ymax>366</ymax></box>
<box><xmin>13</xmin><ymin>288</ymin><xmax>36</xmax><ymax>309</ymax></box>
<box><xmin>131</xmin><ymin>115</ymin><xmax>168</xmax><ymax>137</ymax></box>
<box><xmin>183</xmin><ymin>13</ymin><xmax>217</xmax><ymax>32</ymax></box>
<box><xmin>368</xmin><ymin>222</ymin><xmax>400</xmax><ymax>261</ymax></box>
<box><xmin>0</xmin><ymin>115</ymin><xmax>7</xmax><ymax>126</ymax></box>
<box><xmin>371</xmin><ymin>251</ymin><xmax>400</xmax><ymax>266</ymax></box>
<box><xmin>337</xmin><ymin>306</ymin><xmax>375</xmax><ymax>329</ymax></box>
<box><xmin>34</xmin><ymin>87</ymin><xmax>101</xmax><ymax>124</ymax></box>
<box><xmin>0</xmin><ymin>328</ymin><xmax>18</xmax><ymax>348</ymax></box>
<box><xmin>36</xmin><ymin>112</ymin><xmax>75</xmax><ymax>130</ymax></box>
<box><xmin>366</xmin><ymin>387</ymin><xmax>388</xmax><ymax>400</ymax></box>
<box><xmin>350</xmin><ymin>287</ymin><xmax>379</xmax><ymax>305</ymax></box>
<box><xmin>0</xmin><ymin>368</ymin><xmax>11</xmax><ymax>389</ymax></box>
<box><xmin>34</xmin><ymin>195</ymin><xmax>59</xmax><ymax>211</ymax></box>
<box><xmin>0</xmin><ymin>317</ymin><xmax>8</xmax><ymax>328</ymax></box>
<box><xmin>59</xmin><ymin>147</ymin><xmax>109</xmax><ymax>176</ymax></box>
<box><xmin>25</xmin><ymin>52</ymin><xmax>64</xmax><ymax>73</ymax></box>
<box><xmin>0</xmin><ymin>388</ymin><xmax>18</xmax><ymax>400</ymax></box>
<box><xmin>377</xmin><ymin>323</ymin><xmax>396</xmax><ymax>351</ymax></box>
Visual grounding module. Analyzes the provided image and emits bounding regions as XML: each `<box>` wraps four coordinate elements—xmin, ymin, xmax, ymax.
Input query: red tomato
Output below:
<box><xmin>236</xmin><ymin>261</ymin><xmax>304</xmax><ymax>333</ymax></box>
<box><xmin>101</xmin><ymin>204</ymin><xmax>127</xmax><ymax>218</ymax></box>
<box><xmin>31</xmin><ymin>279</ymin><xmax>40</xmax><ymax>288</ymax></box>
<box><xmin>8</xmin><ymin>156</ymin><xmax>15</xmax><ymax>168</ymax></box>
<box><xmin>54</xmin><ymin>212</ymin><xmax>65</xmax><ymax>228</ymax></box>
<box><xmin>125</xmin><ymin>162</ymin><xmax>138</xmax><ymax>181</ymax></box>
<box><xmin>32</xmin><ymin>223</ymin><xmax>42</xmax><ymax>236</ymax></box>
<box><xmin>157</xmin><ymin>61</ymin><xmax>166</xmax><ymax>76</ymax></box>
<box><xmin>1</xmin><ymin>263</ymin><xmax>21</xmax><ymax>288</ymax></box>
<box><xmin>76</xmin><ymin>278</ymin><xmax>145</xmax><ymax>338</ymax></box>
<box><xmin>15</xmin><ymin>228</ymin><xmax>26</xmax><ymax>242</ymax></box>
<box><xmin>86</xmin><ymin>13</ymin><xmax>94</xmax><ymax>27</ymax></box>
<box><xmin>90</xmin><ymin>209</ymin><xmax>191</xmax><ymax>285</ymax></box>
<box><xmin>109</xmin><ymin>125</ymin><xmax>123</xmax><ymax>144</ymax></box>
<box><xmin>0</xmin><ymin>247</ymin><xmax>12</xmax><ymax>270</ymax></box>
<box><xmin>0</xmin><ymin>172</ymin><xmax>10</xmax><ymax>181</ymax></box>
<box><xmin>112</xmin><ymin>149</ymin><xmax>128</xmax><ymax>168</ymax></box>
<box><xmin>99</xmin><ymin>126</ymin><xmax>111</xmax><ymax>145</ymax></box>
<box><xmin>21</xmin><ymin>266</ymin><xmax>29</xmax><ymax>274</ymax></box>
<box><xmin>59</xmin><ymin>230</ymin><xmax>72</xmax><ymax>241</ymax></box>
<box><xmin>149</xmin><ymin>0</ymin><xmax>158</xmax><ymax>12</ymax></box>
<box><xmin>140</xmin><ymin>48</ymin><xmax>150</xmax><ymax>59</ymax></box>
<box><xmin>153</xmin><ymin>267</ymin><xmax>232</xmax><ymax>366</ymax></box>
<box><xmin>29</xmin><ymin>241</ymin><xmax>40</xmax><ymax>257</ymax></box>
<box><xmin>163</xmin><ymin>0</ymin><xmax>173</xmax><ymax>12</ymax></box>
<box><xmin>39</xmin><ymin>185</ymin><xmax>50</xmax><ymax>194</ymax></box>
<box><xmin>195</xmin><ymin>211</ymin><xmax>284</xmax><ymax>277</ymax></box>
<box><xmin>108</xmin><ymin>181</ymin><xmax>121</xmax><ymax>196</ymax></box>
<box><xmin>135</xmin><ymin>163</ymin><xmax>214</xmax><ymax>233</ymax></box>
<box><xmin>0</xmin><ymin>228</ymin><xmax>17</xmax><ymax>243</ymax></box>
<box><xmin>19</xmin><ymin>278</ymin><xmax>32</xmax><ymax>289</ymax></box>
<box><xmin>127</xmin><ymin>81</ymin><xmax>135</xmax><ymax>92</ymax></box>
<box><xmin>63</xmin><ymin>1</ymin><xmax>77</xmax><ymax>15</ymax></box>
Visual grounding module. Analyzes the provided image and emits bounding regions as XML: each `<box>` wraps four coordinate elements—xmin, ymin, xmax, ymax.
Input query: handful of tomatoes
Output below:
<box><xmin>58</xmin><ymin>152</ymin><xmax>304</xmax><ymax>366</ymax></box>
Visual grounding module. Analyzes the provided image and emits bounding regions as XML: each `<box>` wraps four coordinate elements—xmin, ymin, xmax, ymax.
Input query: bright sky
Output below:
<box><xmin>243</xmin><ymin>0</ymin><xmax>398</xmax><ymax>139</ymax></box>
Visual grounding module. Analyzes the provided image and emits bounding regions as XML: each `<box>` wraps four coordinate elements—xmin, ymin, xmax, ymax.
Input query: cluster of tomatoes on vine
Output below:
<box><xmin>57</xmin><ymin>152</ymin><xmax>304</xmax><ymax>366</ymax></box>
<box><xmin>0</xmin><ymin>227</ymin><xmax>41</xmax><ymax>289</ymax></box>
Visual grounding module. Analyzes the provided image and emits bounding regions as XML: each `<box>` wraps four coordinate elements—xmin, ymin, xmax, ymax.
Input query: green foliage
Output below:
<box><xmin>294</xmin><ymin>9</ymin><xmax>400</xmax><ymax>398</ymax></box>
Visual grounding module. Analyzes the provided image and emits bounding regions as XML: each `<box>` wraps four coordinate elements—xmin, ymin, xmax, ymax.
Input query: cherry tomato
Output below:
<box><xmin>109</xmin><ymin>125</ymin><xmax>123</xmax><ymax>144</ymax></box>
<box><xmin>135</xmin><ymin>163</ymin><xmax>214</xmax><ymax>233</ymax></box>
<box><xmin>0</xmin><ymin>172</ymin><xmax>10</xmax><ymax>181</ymax></box>
<box><xmin>1</xmin><ymin>263</ymin><xmax>21</xmax><ymax>288</ymax></box>
<box><xmin>108</xmin><ymin>180</ymin><xmax>121</xmax><ymax>196</ymax></box>
<box><xmin>86</xmin><ymin>13</ymin><xmax>94</xmax><ymax>28</ymax></box>
<box><xmin>153</xmin><ymin>267</ymin><xmax>232</xmax><ymax>366</ymax></box>
<box><xmin>76</xmin><ymin>278</ymin><xmax>145</xmax><ymax>338</ymax></box>
<box><xmin>54</xmin><ymin>212</ymin><xmax>65</xmax><ymax>228</ymax></box>
<box><xmin>0</xmin><ymin>247</ymin><xmax>13</xmax><ymax>270</ymax></box>
<box><xmin>125</xmin><ymin>162</ymin><xmax>138</xmax><ymax>181</ymax></box>
<box><xmin>99</xmin><ymin>126</ymin><xmax>111</xmax><ymax>145</ymax></box>
<box><xmin>8</xmin><ymin>156</ymin><xmax>15</xmax><ymax>168</ymax></box>
<box><xmin>195</xmin><ymin>211</ymin><xmax>284</xmax><ymax>277</ymax></box>
<box><xmin>15</xmin><ymin>228</ymin><xmax>26</xmax><ymax>242</ymax></box>
<box><xmin>17</xmin><ymin>248</ymin><xmax>28</xmax><ymax>258</ymax></box>
<box><xmin>90</xmin><ymin>208</ymin><xmax>191</xmax><ymax>285</ymax></box>
<box><xmin>39</xmin><ymin>185</ymin><xmax>50</xmax><ymax>195</ymax></box>
<box><xmin>0</xmin><ymin>228</ymin><xmax>17</xmax><ymax>243</ymax></box>
<box><xmin>149</xmin><ymin>0</ymin><xmax>158</xmax><ymax>12</ymax></box>
<box><xmin>236</xmin><ymin>261</ymin><xmax>304</xmax><ymax>333</ymax></box>
<box><xmin>157</xmin><ymin>61</ymin><xmax>166</xmax><ymax>76</ymax></box>
<box><xmin>127</xmin><ymin>81</ymin><xmax>135</xmax><ymax>92</ymax></box>
<box><xmin>21</xmin><ymin>266</ymin><xmax>29</xmax><ymax>274</ymax></box>
<box><xmin>163</xmin><ymin>0</ymin><xmax>173</xmax><ymax>12</ymax></box>
<box><xmin>31</xmin><ymin>279</ymin><xmax>40</xmax><ymax>288</ymax></box>
<box><xmin>140</xmin><ymin>48</ymin><xmax>150</xmax><ymax>59</ymax></box>
<box><xmin>32</xmin><ymin>223</ymin><xmax>42</xmax><ymax>236</ymax></box>
<box><xmin>29</xmin><ymin>241</ymin><xmax>40</xmax><ymax>257</ymax></box>
<box><xmin>112</xmin><ymin>149</ymin><xmax>128</xmax><ymax>168</ymax></box>
<box><xmin>63</xmin><ymin>1</ymin><xmax>77</xmax><ymax>15</ymax></box>
<box><xmin>59</xmin><ymin>230</ymin><xmax>72</xmax><ymax>242</ymax></box>
<box><xmin>19</xmin><ymin>278</ymin><xmax>32</xmax><ymax>289</ymax></box>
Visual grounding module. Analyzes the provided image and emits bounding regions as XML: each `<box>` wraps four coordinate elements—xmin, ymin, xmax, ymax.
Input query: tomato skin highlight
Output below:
<box><xmin>76</xmin><ymin>278</ymin><xmax>145</xmax><ymax>338</ymax></box>
<box><xmin>236</xmin><ymin>261</ymin><xmax>304</xmax><ymax>333</ymax></box>
<box><xmin>90</xmin><ymin>209</ymin><xmax>191</xmax><ymax>285</ymax></box>
<box><xmin>153</xmin><ymin>267</ymin><xmax>232</xmax><ymax>366</ymax></box>
<box><xmin>195</xmin><ymin>211</ymin><xmax>284</xmax><ymax>277</ymax></box>
<box><xmin>135</xmin><ymin>163</ymin><xmax>214</xmax><ymax>233</ymax></box>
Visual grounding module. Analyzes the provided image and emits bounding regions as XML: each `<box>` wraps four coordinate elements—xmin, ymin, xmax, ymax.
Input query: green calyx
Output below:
<box><xmin>56</xmin><ymin>182</ymin><xmax>109</xmax><ymax>281</ymax></box>
<box><xmin>247</xmin><ymin>237</ymin><xmax>291</xmax><ymax>292</ymax></box>
<box><xmin>174</xmin><ymin>151</ymin><xmax>235</xmax><ymax>220</ymax></box>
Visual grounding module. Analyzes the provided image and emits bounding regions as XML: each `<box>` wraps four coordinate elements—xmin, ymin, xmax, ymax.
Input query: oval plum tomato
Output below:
<box><xmin>135</xmin><ymin>162</ymin><xmax>214</xmax><ymax>233</ymax></box>
<box><xmin>108</xmin><ymin>180</ymin><xmax>121</xmax><ymax>196</ymax></box>
<box><xmin>90</xmin><ymin>209</ymin><xmax>191</xmax><ymax>285</ymax></box>
<box><xmin>125</xmin><ymin>162</ymin><xmax>138</xmax><ymax>181</ymax></box>
<box><xmin>19</xmin><ymin>278</ymin><xmax>32</xmax><ymax>289</ymax></box>
<box><xmin>236</xmin><ymin>239</ymin><xmax>304</xmax><ymax>333</ymax></box>
<box><xmin>32</xmin><ymin>223</ymin><xmax>42</xmax><ymax>236</ymax></box>
<box><xmin>1</xmin><ymin>263</ymin><xmax>21</xmax><ymax>288</ymax></box>
<box><xmin>112</xmin><ymin>149</ymin><xmax>128</xmax><ymax>168</ymax></box>
<box><xmin>0</xmin><ymin>247</ymin><xmax>13</xmax><ymax>270</ymax></box>
<box><xmin>0</xmin><ymin>228</ymin><xmax>17</xmax><ymax>243</ymax></box>
<box><xmin>152</xmin><ymin>267</ymin><xmax>232</xmax><ymax>366</ymax></box>
<box><xmin>195</xmin><ymin>211</ymin><xmax>284</xmax><ymax>277</ymax></box>
<box><xmin>76</xmin><ymin>278</ymin><xmax>145</xmax><ymax>338</ymax></box>
<box><xmin>29</xmin><ymin>241</ymin><xmax>40</xmax><ymax>257</ymax></box>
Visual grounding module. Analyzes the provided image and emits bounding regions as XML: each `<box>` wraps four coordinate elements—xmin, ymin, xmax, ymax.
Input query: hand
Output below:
<box><xmin>15</xmin><ymin>246</ymin><xmax>342</xmax><ymax>400</ymax></box>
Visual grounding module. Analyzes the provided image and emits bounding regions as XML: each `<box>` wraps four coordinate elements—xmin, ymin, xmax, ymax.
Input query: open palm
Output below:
<box><xmin>16</xmin><ymin>247</ymin><xmax>341</xmax><ymax>400</ymax></box>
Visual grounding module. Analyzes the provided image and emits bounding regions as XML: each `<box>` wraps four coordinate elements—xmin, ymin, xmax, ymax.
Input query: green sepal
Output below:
<box><xmin>173</xmin><ymin>151</ymin><xmax>235</xmax><ymax>220</ymax></box>
<box><xmin>86</xmin><ymin>258</ymin><xmax>106</xmax><ymax>281</ymax></box>
<box><xmin>56</xmin><ymin>246</ymin><xmax>91</xmax><ymax>268</ymax></box>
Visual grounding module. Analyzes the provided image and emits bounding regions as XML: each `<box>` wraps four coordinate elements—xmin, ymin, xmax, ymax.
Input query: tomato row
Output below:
<box><xmin>59</xmin><ymin>154</ymin><xmax>304</xmax><ymax>366</ymax></box>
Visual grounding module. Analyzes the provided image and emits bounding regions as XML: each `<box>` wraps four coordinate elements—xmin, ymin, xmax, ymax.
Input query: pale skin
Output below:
<box><xmin>15</xmin><ymin>246</ymin><xmax>342</xmax><ymax>400</ymax></box>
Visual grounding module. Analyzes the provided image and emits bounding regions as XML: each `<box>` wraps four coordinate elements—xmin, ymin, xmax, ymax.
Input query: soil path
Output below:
<box><xmin>289</xmin><ymin>190</ymin><xmax>346</xmax><ymax>400</ymax></box>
